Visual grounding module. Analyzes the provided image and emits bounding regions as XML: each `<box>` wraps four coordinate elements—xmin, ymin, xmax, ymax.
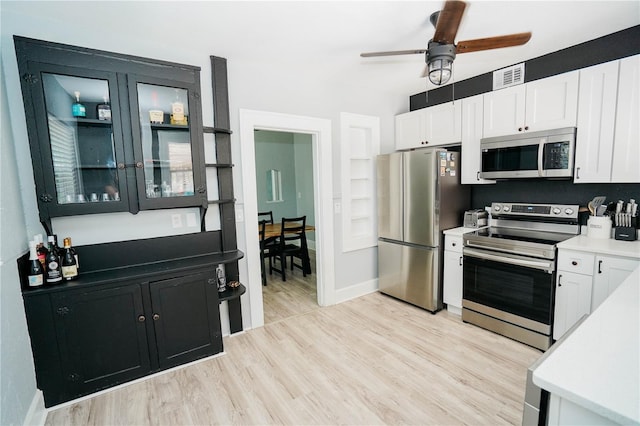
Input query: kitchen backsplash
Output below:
<box><xmin>470</xmin><ymin>180</ymin><xmax>638</xmax><ymax>225</ymax></box>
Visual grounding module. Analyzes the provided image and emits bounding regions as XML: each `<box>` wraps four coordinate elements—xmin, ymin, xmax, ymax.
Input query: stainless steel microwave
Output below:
<box><xmin>479</xmin><ymin>127</ymin><xmax>576</xmax><ymax>179</ymax></box>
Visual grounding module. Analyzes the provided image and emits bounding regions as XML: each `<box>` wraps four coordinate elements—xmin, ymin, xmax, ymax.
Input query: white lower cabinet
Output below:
<box><xmin>554</xmin><ymin>248</ymin><xmax>639</xmax><ymax>340</ymax></box>
<box><xmin>591</xmin><ymin>255</ymin><xmax>638</xmax><ymax>310</ymax></box>
<box><xmin>443</xmin><ymin>235</ymin><xmax>463</xmax><ymax>315</ymax></box>
<box><xmin>553</xmin><ymin>271</ymin><xmax>593</xmax><ymax>340</ymax></box>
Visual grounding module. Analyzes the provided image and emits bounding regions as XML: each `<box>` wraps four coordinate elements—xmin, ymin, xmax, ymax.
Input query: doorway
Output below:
<box><xmin>238</xmin><ymin>109</ymin><xmax>335</xmax><ymax>329</ymax></box>
<box><xmin>254</xmin><ymin>130</ymin><xmax>317</xmax><ymax>324</ymax></box>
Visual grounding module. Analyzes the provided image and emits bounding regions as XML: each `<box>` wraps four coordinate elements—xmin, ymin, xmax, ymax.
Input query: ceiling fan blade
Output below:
<box><xmin>433</xmin><ymin>0</ymin><xmax>467</xmax><ymax>44</ymax></box>
<box><xmin>456</xmin><ymin>32</ymin><xmax>532</xmax><ymax>54</ymax></box>
<box><xmin>360</xmin><ymin>49</ymin><xmax>427</xmax><ymax>57</ymax></box>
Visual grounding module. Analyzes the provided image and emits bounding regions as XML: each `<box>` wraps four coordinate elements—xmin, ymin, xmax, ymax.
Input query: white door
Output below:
<box><xmin>553</xmin><ymin>271</ymin><xmax>593</xmax><ymax>340</ymax></box>
<box><xmin>592</xmin><ymin>255</ymin><xmax>638</xmax><ymax>310</ymax></box>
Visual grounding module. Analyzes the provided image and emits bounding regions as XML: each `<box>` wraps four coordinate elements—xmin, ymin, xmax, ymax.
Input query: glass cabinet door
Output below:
<box><xmin>35</xmin><ymin>67</ymin><xmax>128</xmax><ymax>215</ymax></box>
<box><xmin>130</xmin><ymin>78</ymin><xmax>205</xmax><ymax>209</ymax></box>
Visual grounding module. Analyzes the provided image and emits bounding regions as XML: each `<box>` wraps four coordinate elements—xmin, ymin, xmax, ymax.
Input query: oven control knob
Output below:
<box><xmin>564</xmin><ymin>208</ymin><xmax>574</xmax><ymax>215</ymax></box>
<box><xmin>493</xmin><ymin>205</ymin><xmax>502</xmax><ymax>212</ymax></box>
<box><xmin>503</xmin><ymin>206</ymin><xmax>510</xmax><ymax>212</ymax></box>
<box><xmin>552</xmin><ymin>207</ymin><xmax>562</xmax><ymax>215</ymax></box>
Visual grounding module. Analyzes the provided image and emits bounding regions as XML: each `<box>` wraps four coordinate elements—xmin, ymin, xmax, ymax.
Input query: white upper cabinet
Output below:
<box><xmin>575</xmin><ymin>54</ymin><xmax>640</xmax><ymax>183</ymax></box>
<box><xmin>574</xmin><ymin>60</ymin><xmax>619</xmax><ymax>183</ymax></box>
<box><xmin>461</xmin><ymin>94</ymin><xmax>494</xmax><ymax>184</ymax></box>
<box><xmin>611</xmin><ymin>55</ymin><xmax>640</xmax><ymax>183</ymax></box>
<box><xmin>395</xmin><ymin>101</ymin><xmax>461</xmax><ymax>150</ymax></box>
<box><xmin>483</xmin><ymin>71</ymin><xmax>579</xmax><ymax>138</ymax></box>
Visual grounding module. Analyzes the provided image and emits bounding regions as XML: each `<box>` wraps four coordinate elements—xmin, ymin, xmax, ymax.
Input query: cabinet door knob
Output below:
<box><xmin>518</xmin><ymin>127</ymin><xmax>523</xmax><ymax>132</ymax></box>
<box><xmin>138</xmin><ymin>315</ymin><xmax>145</xmax><ymax>322</ymax></box>
<box><xmin>117</xmin><ymin>163</ymin><xmax>126</xmax><ymax>170</ymax></box>
<box><xmin>153</xmin><ymin>314</ymin><xmax>160</xmax><ymax>321</ymax></box>
<box><xmin>571</xmin><ymin>261</ymin><xmax>578</xmax><ymax>266</ymax></box>
<box><xmin>524</xmin><ymin>126</ymin><xmax>529</xmax><ymax>131</ymax></box>
<box><xmin>135</xmin><ymin>161</ymin><xmax>144</xmax><ymax>169</ymax></box>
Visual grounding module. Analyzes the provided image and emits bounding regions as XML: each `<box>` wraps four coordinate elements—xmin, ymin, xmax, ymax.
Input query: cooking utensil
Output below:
<box><xmin>589</xmin><ymin>196</ymin><xmax>606</xmax><ymax>216</ymax></box>
<box><xmin>596</xmin><ymin>205</ymin><xmax>607</xmax><ymax>216</ymax></box>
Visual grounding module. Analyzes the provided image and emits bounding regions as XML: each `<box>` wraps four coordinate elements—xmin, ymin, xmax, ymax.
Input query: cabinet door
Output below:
<box><xmin>611</xmin><ymin>55</ymin><xmax>640</xmax><ymax>183</ymax></box>
<box><xmin>482</xmin><ymin>85</ymin><xmax>525</xmax><ymax>137</ymax></box>
<box><xmin>443</xmin><ymin>249</ymin><xmax>463</xmax><ymax>312</ymax></box>
<box><xmin>461</xmin><ymin>94</ymin><xmax>494</xmax><ymax>184</ymax></box>
<box><xmin>524</xmin><ymin>71</ymin><xmax>579</xmax><ymax>132</ymax></box>
<box><xmin>574</xmin><ymin>61</ymin><xmax>619</xmax><ymax>183</ymax></box>
<box><xmin>51</xmin><ymin>284</ymin><xmax>151</xmax><ymax>396</ymax></box>
<box><xmin>26</xmin><ymin>63</ymin><xmax>130</xmax><ymax>217</ymax></box>
<box><xmin>424</xmin><ymin>101</ymin><xmax>461</xmax><ymax>146</ymax></box>
<box><xmin>592</xmin><ymin>255</ymin><xmax>638</xmax><ymax>310</ymax></box>
<box><xmin>395</xmin><ymin>109</ymin><xmax>425</xmax><ymax>150</ymax></box>
<box><xmin>553</xmin><ymin>271</ymin><xmax>593</xmax><ymax>340</ymax></box>
<box><xmin>128</xmin><ymin>75</ymin><xmax>207</xmax><ymax>211</ymax></box>
<box><xmin>149</xmin><ymin>272</ymin><xmax>222</xmax><ymax>369</ymax></box>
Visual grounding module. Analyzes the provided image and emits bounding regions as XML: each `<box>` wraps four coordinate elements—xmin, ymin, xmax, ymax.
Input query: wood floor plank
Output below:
<box><xmin>46</xmin><ymin>273</ymin><xmax>541</xmax><ymax>425</ymax></box>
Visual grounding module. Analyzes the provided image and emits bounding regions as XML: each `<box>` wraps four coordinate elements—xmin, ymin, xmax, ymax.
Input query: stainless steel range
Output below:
<box><xmin>462</xmin><ymin>202</ymin><xmax>580</xmax><ymax>351</ymax></box>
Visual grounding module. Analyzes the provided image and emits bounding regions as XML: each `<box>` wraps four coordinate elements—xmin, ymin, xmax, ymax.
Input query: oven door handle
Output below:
<box><xmin>463</xmin><ymin>247</ymin><xmax>555</xmax><ymax>272</ymax></box>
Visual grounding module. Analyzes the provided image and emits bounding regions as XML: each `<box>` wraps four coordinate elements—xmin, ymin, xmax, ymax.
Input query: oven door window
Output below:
<box><xmin>463</xmin><ymin>255</ymin><xmax>554</xmax><ymax>325</ymax></box>
<box><xmin>481</xmin><ymin>144</ymin><xmax>539</xmax><ymax>172</ymax></box>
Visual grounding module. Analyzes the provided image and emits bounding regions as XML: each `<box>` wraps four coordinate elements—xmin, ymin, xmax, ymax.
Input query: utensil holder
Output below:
<box><xmin>587</xmin><ymin>216</ymin><xmax>612</xmax><ymax>239</ymax></box>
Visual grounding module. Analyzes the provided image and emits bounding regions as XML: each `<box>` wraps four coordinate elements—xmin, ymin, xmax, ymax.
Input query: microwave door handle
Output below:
<box><xmin>538</xmin><ymin>138</ymin><xmax>546</xmax><ymax>177</ymax></box>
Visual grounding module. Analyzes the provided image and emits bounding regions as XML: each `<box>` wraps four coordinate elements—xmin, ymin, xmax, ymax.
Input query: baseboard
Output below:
<box><xmin>24</xmin><ymin>390</ymin><xmax>47</xmax><ymax>426</ymax></box>
<box><xmin>334</xmin><ymin>278</ymin><xmax>378</xmax><ymax>304</ymax></box>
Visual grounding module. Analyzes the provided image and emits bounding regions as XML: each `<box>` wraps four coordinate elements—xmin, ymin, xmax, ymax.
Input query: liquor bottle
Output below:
<box><xmin>34</xmin><ymin>234</ymin><xmax>47</xmax><ymax>268</ymax></box>
<box><xmin>52</xmin><ymin>234</ymin><xmax>62</xmax><ymax>257</ymax></box>
<box><xmin>61</xmin><ymin>237</ymin><xmax>79</xmax><ymax>281</ymax></box>
<box><xmin>27</xmin><ymin>241</ymin><xmax>44</xmax><ymax>288</ymax></box>
<box><xmin>96</xmin><ymin>95</ymin><xmax>111</xmax><ymax>121</ymax></box>
<box><xmin>45</xmin><ymin>236</ymin><xmax>63</xmax><ymax>285</ymax></box>
<box><xmin>170</xmin><ymin>90</ymin><xmax>187</xmax><ymax>125</ymax></box>
<box><xmin>72</xmin><ymin>91</ymin><xmax>86</xmax><ymax>118</ymax></box>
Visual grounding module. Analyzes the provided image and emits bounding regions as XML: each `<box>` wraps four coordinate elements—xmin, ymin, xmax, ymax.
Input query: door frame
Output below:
<box><xmin>239</xmin><ymin>109</ymin><xmax>335</xmax><ymax>329</ymax></box>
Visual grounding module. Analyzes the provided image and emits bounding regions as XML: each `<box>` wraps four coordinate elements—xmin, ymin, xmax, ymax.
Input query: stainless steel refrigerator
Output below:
<box><xmin>377</xmin><ymin>148</ymin><xmax>469</xmax><ymax>312</ymax></box>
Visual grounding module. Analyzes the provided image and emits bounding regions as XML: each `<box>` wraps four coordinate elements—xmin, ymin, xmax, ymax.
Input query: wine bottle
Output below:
<box><xmin>96</xmin><ymin>95</ymin><xmax>111</xmax><ymax>121</ymax></box>
<box><xmin>61</xmin><ymin>237</ymin><xmax>79</xmax><ymax>281</ymax></box>
<box><xmin>72</xmin><ymin>91</ymin><xmax>86</xmax><ymax>118</ymax></box>
<box><xmin>34</xmin><ymin>234</ymin><xmax>47</xmax><ymax>268</ymax></box>
<box><xmin>27</xmin><ymin>241</ymin><xmax>45</xmax><ymax>287</ymax></box>
<box><xmin>45</xmin><ymin>236</ymin><xmax>63</xmax><ymax>285</ymax></box>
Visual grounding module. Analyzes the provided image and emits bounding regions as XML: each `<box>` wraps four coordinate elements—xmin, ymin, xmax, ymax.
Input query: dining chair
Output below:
<box><xmin>269</xmin><ymin>216</ymin><xmax>309</xmax><ymax>282</ymax></box>
<box><xmin>258</xmin><ymin>210</ymin><xmax>278</xmax><ymax>247</ymax></box>
<box><xmin>259</xmin><ymin>220</ymin><xmax>275</xmax><ymax>286</ymax></box>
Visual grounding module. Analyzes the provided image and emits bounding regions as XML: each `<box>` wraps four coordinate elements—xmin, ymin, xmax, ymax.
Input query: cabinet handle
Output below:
<box><xmin>476</xmin><ymin>171</ymin><xmax>480</xmax><ymax>181</ymax></box>
<box><xmin>153</xmin><ymin>314</ymin><xmax>160</xmax><ymax>321</ymax></box>
<box><xmin>459</xmin><ymin>256</ymin><xmax>463</xmax><ymax>266</ymax></box>
<box><xmin>571</xmin><ymin>261</ymin><xmax>578</xmax><ymax>266</ymax></box>
<box><xmin>576</xmin><ymin>167</ymin><xmax>580</xmax><ymax>180</ymax></box>
<box><xmin>138</xmin><ymin>315</ymin><xmax>145</xmax><ymax>322</ymax></box>
<box><xmin>558</xmin><ymin>274</ymin><xmax>562</xmax><ymax>287</ymax></box>
<box><xmin>598</xmin><ymin>260</ymin><xmax>603</xmax><ymax>274</ymax></box>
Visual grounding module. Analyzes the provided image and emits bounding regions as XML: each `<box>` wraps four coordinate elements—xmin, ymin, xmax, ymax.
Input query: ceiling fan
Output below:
<box><xmin>361</xmin><ymin>0</ymin><xmax>532</xmax><ymax>86</ymax></box>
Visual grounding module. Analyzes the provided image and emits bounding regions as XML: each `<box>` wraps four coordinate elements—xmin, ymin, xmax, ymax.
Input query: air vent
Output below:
<box><xmin>493</xmin><ymin>63</ymin><xmax>525</xmax><ymax>90</ymax></box>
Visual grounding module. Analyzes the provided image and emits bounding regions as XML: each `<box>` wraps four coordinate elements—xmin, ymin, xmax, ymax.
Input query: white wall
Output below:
<box><xmin>0</xmin><ymin>3</ymin><xmax>409</xmax><ymax>420</ymax></box>
<box><xmin>0</xmin><ymin>56</ymin><xmax>39</xmax><ymax>426</ymax></box>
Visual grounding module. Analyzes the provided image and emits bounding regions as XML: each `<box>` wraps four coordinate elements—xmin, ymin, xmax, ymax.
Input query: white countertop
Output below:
<box><xmin>533</xmin><ymin>267</ymin><xmax>640</xmax><ymax>424</ymax></box>
<box><xmin>442</xmin><ymin>226</ymin><xmax>483</xmax><ymax>236</ymax></box>
<box><xmin>558</xmin><ymin>234</ymin><xmax>640</xmax><ymax>259</ymax></box>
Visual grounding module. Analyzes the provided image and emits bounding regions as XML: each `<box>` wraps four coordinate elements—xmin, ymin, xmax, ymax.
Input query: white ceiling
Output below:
<box><xmin>180</xmin><ymin>0</ymin><xmax>639</xmax><ymax>97</ymax></box>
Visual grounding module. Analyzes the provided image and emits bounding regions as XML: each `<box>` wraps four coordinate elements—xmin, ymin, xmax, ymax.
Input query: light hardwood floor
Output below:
<box><xmin>262</xmin><ymin>249</ymin><xmax>318</xmax><ymax>324</ymax></box>
<box><xmin>46</xmin><ymin>259</ymin><xmax>541</xmax><ymax>425</ymax></box>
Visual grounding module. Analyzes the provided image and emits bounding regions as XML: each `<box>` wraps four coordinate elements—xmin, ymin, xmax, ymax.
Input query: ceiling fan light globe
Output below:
<box><xmin>428</xmin><ymin>58</ymin><xmax>452</xmax><ymax>85</ymax></box>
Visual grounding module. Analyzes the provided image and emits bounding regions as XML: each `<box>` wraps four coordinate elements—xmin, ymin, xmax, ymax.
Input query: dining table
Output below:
<box><xmin>262</xmin><ymin>223</ymin><xmax>315</xmax><ymax>239</ymax></box>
